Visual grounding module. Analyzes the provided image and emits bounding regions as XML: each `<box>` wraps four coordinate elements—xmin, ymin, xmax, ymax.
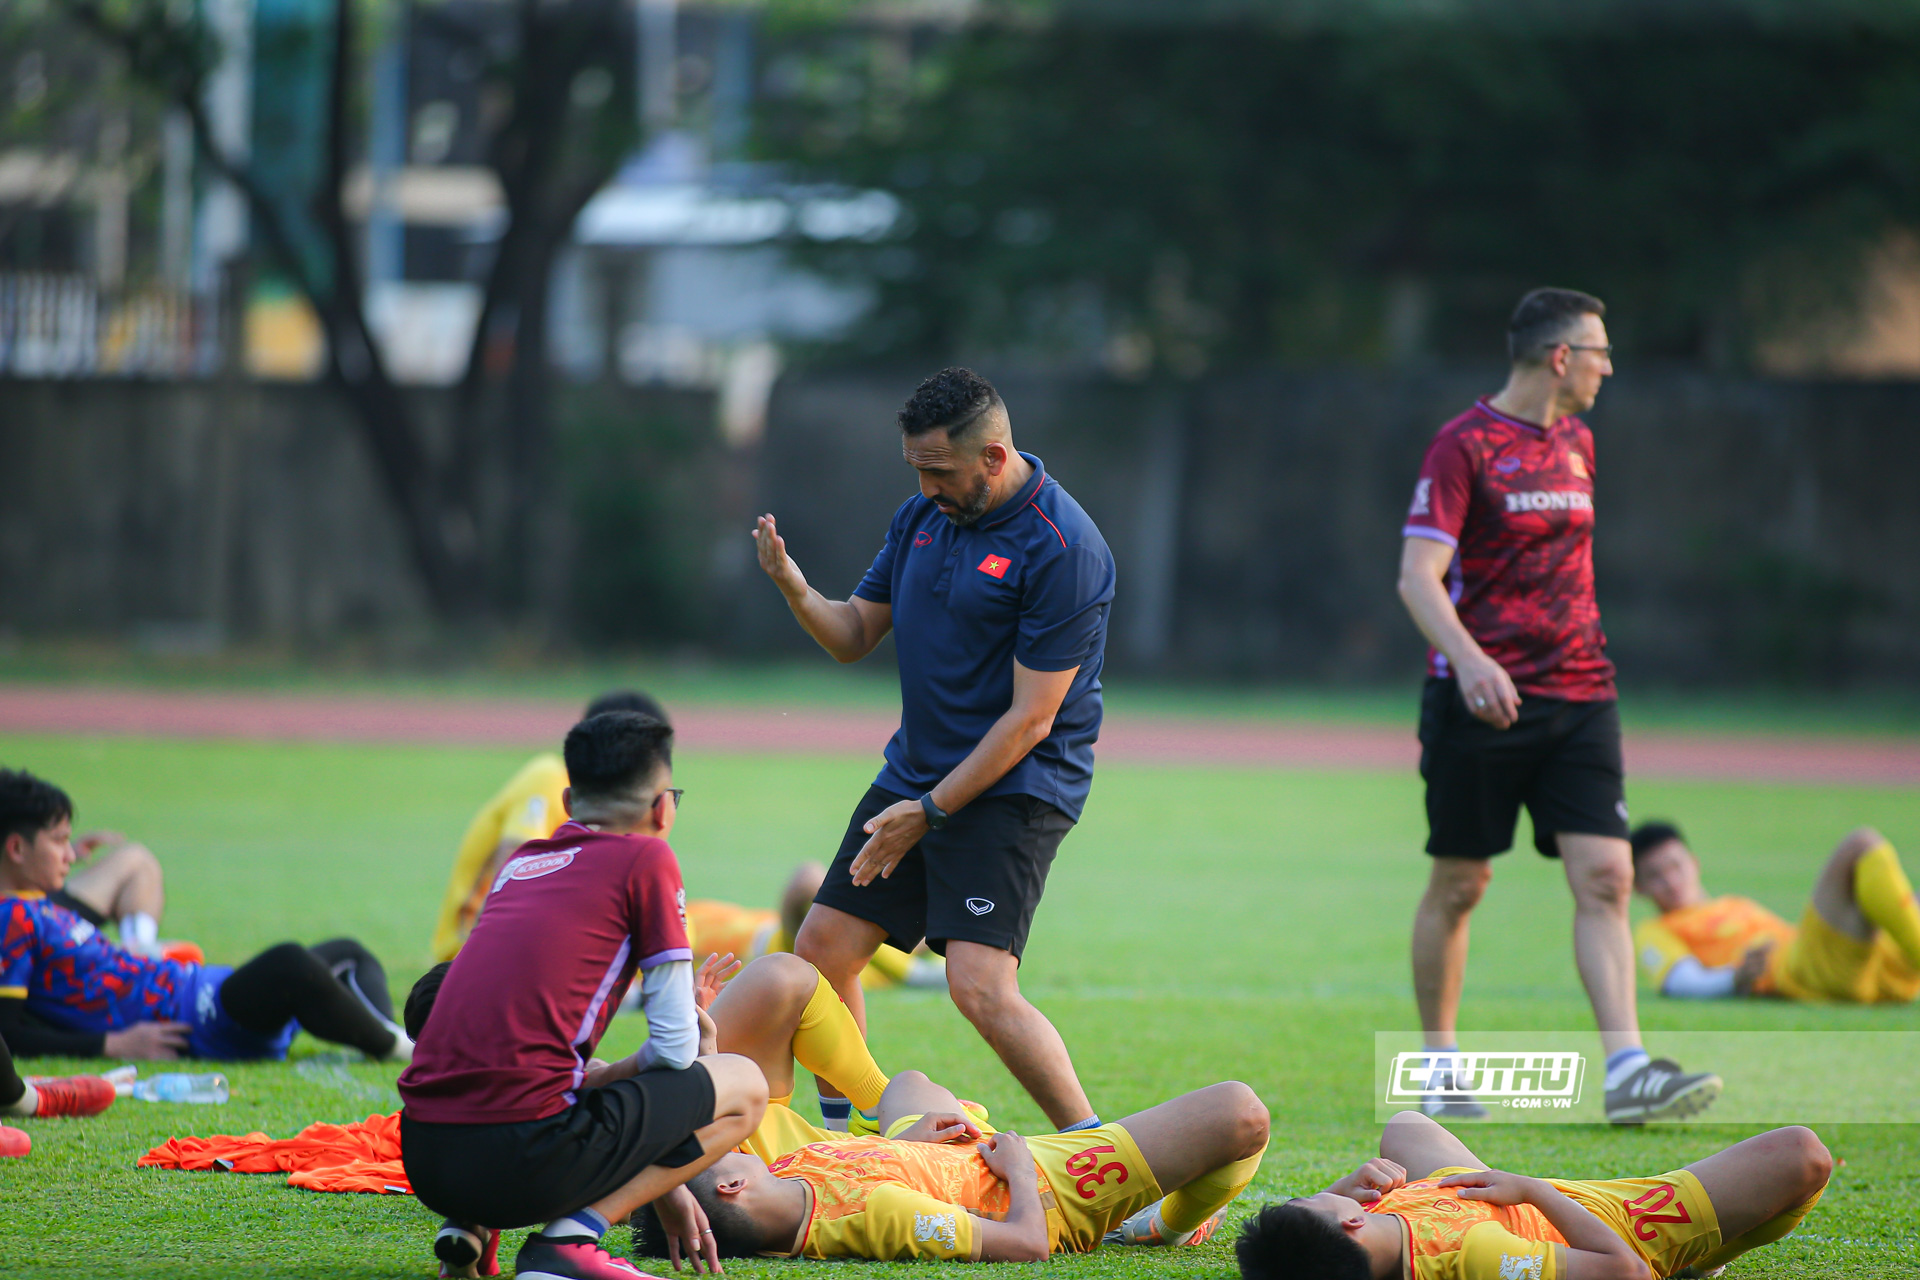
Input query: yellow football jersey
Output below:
<box><xmin>429</xmin><ymin>753</ymin><xmax>570</xmax><ymax>961</ymax></box>
<box><xmin>1379</xmin><ymin>1169</ymin><xmax>1568</xmax><ymax>1280</ymax></box>
<box><xmin>1635</xmin><ymin>896</ymin><xmax>1797</xmax><ymax>993</ymax></box>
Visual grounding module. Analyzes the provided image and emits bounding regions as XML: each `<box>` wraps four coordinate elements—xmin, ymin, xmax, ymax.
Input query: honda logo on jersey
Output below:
<box><xmin>977</xmin><ymin>554</ymin><xmax>1012</xmax><ymax>578</ymax></box>
<box><xmin>1504</xmin><ymin>490</ymin><xmax>1593</xmax><ymax>513</ymax></box>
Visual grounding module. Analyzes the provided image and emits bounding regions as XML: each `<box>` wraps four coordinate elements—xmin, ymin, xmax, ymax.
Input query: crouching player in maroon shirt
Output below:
<box><xmin>399</xmin><ymin>712</ymin><xmax>769</xmax><ymax>1280</ymax></box>
<box><xmin>1398</xmin><ymin>289</ymin><xmax>1719</xmax><ymax>1126</ymax></box>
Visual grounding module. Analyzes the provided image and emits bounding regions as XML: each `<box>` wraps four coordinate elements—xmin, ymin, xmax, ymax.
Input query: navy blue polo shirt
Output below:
<box><xmin>853</xmin><ymin>453</ymin><xmax>1115</xmax><ymax>821</ymax></box>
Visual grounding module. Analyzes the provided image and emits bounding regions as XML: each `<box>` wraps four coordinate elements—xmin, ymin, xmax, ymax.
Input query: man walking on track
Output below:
<box><xmin>753</xmin><ymin>366</ymin><xmax>1116</xmax><ymax>1134</ymax></box>
<box><xmin>1396</xmin><ymin>288</ymin><xmax>1720</xmax><ymax>1125</ymax></box>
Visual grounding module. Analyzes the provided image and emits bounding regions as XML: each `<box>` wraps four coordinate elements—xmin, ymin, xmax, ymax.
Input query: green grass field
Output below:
<box><xmin>2</xmin><ymin>732</ymin><xmax>1917</xmax><ymax>1277</ymax></box>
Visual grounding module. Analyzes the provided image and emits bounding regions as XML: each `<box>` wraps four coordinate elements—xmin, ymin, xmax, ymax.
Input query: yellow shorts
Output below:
<box><xmin>877</xmin><ymin>1117</ymin><xmax>1158</xmax><ymax>1252</ymax></box>
<box><xmin>1770</xmin><ymin>906</ymin><xmax>1920</xmax><ymax>1003</ymax></box>
<box><xmin>1556</xmin><ymin>1169</ymin><xmax>1721</xmax><ymax>1277</ymax></box>
<box><xmin>1028</xmin><ymin>1123</ymin><xmax>1162</xmax><ymax>1253</ymax></box>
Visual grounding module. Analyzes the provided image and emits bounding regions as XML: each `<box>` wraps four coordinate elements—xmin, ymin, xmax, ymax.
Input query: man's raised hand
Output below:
<box><xmin>850</xmin><ymin>798</ymin><xmax>927</xmax><ymax>885</ymax></box>
<box><xmin>753</xmin><ymin>515</ymin><xmax>807</xmax><ymax>599</ymax></box>
<box><xmin>1331</xmin><ymin>1157</ymin><xmax>1407</xmax><ymax>1205</ymax></box>
<box><xmin>695</xmin><ymin>952</ymin><xmax>741</xmax><ymax>1010</ymax></box>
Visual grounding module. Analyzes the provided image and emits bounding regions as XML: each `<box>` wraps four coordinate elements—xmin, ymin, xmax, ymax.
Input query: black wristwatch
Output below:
<box><xmin>919</xmin><ymin>793</ymin><xmax>949</xmax><ymax>830</ymax></box>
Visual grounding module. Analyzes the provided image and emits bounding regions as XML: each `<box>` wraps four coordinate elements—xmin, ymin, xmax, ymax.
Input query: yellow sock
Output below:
<box><xmin>1855</xmin><ymin>842</ymin><xmax>1920</xmax><ymax>970</ymax></box>
<box><xmin>1688</xmin><ymin>1187</ymin><xmax>1824</xmax><ymax>1272</ymax></box>
<box><xmin>1160</xmin><ymin>1146</ymin><xmax>1265</xmax><ymax>1235</ymax></box>
<box><xmin>861</xmin><ymin>944</ymin><xmax>914</xmax><ymax>988</ymax></box>
<box><xmin>792</xmin><ymin>972</ymin><xmax>889</xmax><ymax>1112</ymax></box>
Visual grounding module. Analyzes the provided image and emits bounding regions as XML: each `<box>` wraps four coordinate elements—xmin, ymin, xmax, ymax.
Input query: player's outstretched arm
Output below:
<box><xmin>1397</xmin><ymin>537</ymin><xmax>1520</xmax><ymax>729</ymax></box>
<box><xmin>1439</xmin><ymin>1170</ymin><xmax>1651</xmax><ymax>1280</ymax></box>
<box><xmin>753</xmin><ymin>515</ymin><xmax>891</xmax><ymax>663</ymax></box>
<box><xmin>973</xmin><ymin>1132</ymin><xmax>1050</xmax><ymax>1262</ymax></box>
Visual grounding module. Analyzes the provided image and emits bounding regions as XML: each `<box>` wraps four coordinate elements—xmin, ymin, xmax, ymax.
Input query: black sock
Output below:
<box><xmin>0</xmin><ymin>1033</ymin><xmax>24</xmax><ymax>1109</ymax></box>
<box><xmin>218</xmin><ymin>941</ymin><xmax>397</xmax><ymax>1057</ymax></box>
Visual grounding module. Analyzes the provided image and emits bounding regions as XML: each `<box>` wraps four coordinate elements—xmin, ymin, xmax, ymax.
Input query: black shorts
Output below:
<box><xmin>1418</xmin><ymin>677</ymin><xmax>1628</xmax><ymax>859</ymax></box>
<box><xmin>813</xmin><ymin>784</ymin><xmax>1073</xmax><ymax>961</ymax></box>
<box><xmin>400</xmin><ymin>1063</ymin><xmax>714</xmax><ymax>1228</ymax></box>
<box><xmin>47</xmin><ymin>888</ymin><xmax>106</xmax><ymax>928</ymax></box>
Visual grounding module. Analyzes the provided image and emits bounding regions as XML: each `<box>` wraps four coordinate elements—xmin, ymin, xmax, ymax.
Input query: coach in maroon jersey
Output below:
<box><xmin>1397</xmin><ymin>288</ymin><xmax>1720</xmax><ymax>1126</ymax></box>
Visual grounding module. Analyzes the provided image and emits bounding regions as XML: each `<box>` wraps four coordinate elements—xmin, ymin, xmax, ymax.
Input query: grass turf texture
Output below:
<box><xmin>0</xmin><ymin>734</ymin><xmax>1916</xmax><ymax>1278</ymax></box>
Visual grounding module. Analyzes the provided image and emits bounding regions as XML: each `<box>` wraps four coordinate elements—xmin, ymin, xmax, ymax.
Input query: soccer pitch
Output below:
<box><xmin>1</xmin><ymin>732</ymin><xmax>1917</xmax><ymax>1278</ymax></box>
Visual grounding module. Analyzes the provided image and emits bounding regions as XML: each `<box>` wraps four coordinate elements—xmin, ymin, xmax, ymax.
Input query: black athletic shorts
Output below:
<box><xmin>47</xmin><ymin>888</ymin><xmax>106</xmax><ymax>928</ymax></box>
<box><xmin>1418</xmin><ymin>676</ymin><xmax>1629</xmax><ymax>859</ymax></box>
<box><xmin>813</xmin><ymin>784</ymin><xmax>1073</xmax><ymax>961</ymax></box>
<box><xmin>400</xmin><ymin>1063</ymin><xmax>714</xmax><ymax>1229</ymax></box>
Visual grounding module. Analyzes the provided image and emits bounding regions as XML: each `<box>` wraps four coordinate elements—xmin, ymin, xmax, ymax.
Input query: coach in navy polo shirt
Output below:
<box><xmin>752</xmin><ymin>367</ymin><xmax>1114</xmax><ymax>1133</ymax></box>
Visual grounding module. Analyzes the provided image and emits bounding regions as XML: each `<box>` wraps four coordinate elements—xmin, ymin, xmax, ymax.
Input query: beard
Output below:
<box><xmin>938</xmin><ymin>473</ymin><xmax>996</xmax><ymax>526</ymax></box>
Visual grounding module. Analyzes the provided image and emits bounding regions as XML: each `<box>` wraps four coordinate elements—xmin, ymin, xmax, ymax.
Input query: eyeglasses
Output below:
<box><xmin>1561</xmin><ymin>343</ymin><xmax>1613</xmax><ymax>356</ymax></box>
<box><xmin>656</xmin><ymin>788</ymin><xmax>685</xmax><ymax>810</ymax></box>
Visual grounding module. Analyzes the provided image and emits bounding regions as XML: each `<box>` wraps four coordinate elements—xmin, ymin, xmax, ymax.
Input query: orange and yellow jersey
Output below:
<box><xmin>771</xmin><ymin>1134</ymin><xmax>1007</xmax><ymax>1261</ymax></box>
<box><xmin>685</xmin><ymin>900</ymin><xmax>779</xmax><ymax>968</ymax></box>
<box><xmin>1378</xmin><ymin>1168</ymin><xmax>1568</xmax><ymax>1280</ymax></box>
<box><xmin>430</xmin><ymin>753</ymin><xmax>569</xmax><ymax>962</ymax></box>
<box><xmin>1635</xmin><ymin>897</ymin><xmax>1797</xmax><ymax>994</ymax></box>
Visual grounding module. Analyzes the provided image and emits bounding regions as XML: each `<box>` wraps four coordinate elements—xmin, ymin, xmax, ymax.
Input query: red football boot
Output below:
<box><xmin>0</xmin><ymin>1124</ymin><xmax>29</xmax><ymax>1158</ymax></box>
<box><xmin>23</xmin><ymin>1074</ymin><xmax>117</xmax><ymax>1117</ymax></box>
<box><xmin>513</xmin><ymin>1233</ymin><xmax>665</xmax><ymax>1280</ymax></box>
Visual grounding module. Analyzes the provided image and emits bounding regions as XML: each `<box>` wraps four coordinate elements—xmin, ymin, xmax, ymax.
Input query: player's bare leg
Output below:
<box><xmin>779</xmin><ymin>863</ymin><xmax>828</xmax><ymax>945</ymax></box>
<box><xmin>1099</xmin><ymin>1081</ymin><xmax>1269</xmax><ymax>1246</ymax></box>
<box><xmin>945</xmin><ymin>941</ymin><xmax>1093</xmax><ymax>1130</ymax></box>
<box><xmin>1810</xmin><ymin>827</ymin><xmax>1886</xmax><ymax>941</ymax></box>
<box><xmin>64</xmin><ymin>841</ymin><xmax>166</xmax><ymax>957</ymax></box>
<box><xmin>584</xmin><ymin>1054</ymin><xmax>768</xmax><ymax>1224</ymax></box>
<box><xmin>1683</xmin><ymin>1127</ymin><xmax>1832</xmax><ymax>1272</ymax></box>
<box><xmin>1558</xmin><ymin>833</ymin><xmax>1641</xmax><ymax>1059</ymax></box>
<box><xmin>1379</xmin><ymin>1109</ymin><xmax>1488</xmax><ymax>1179</ymax></box>
<box><xmin>793</xmin><ymin>904</ymin><xmax>888</xmax><ymax>1114</ymax></box>
<box><xmin>1411</xmin><ymin>857</ymin><xmax>1492</xmax><ymax>1047</ymax></box>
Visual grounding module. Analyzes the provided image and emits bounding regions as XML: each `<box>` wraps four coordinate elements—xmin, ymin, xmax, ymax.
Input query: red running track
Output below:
<box><xmin>0</xmin><ymin>685</ymin><xmax>1915</xmax><ymax>786</ymax></box>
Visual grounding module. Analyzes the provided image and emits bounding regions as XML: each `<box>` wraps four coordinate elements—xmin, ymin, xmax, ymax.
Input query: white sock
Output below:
<box><xmin>119</xmin><ymin>913</ymin><xmax>161</xmax><ymax>958</ymax></box>
<box><xmin>543</xmin><ymin>1208</ymin><xmax>609</xmax><ymax>1242</ymax></box>
<box><xmin>1</xmin><ymin>1083</ymin><xmax>37</xmax><ymax>1117</ymax></box>
<box><xmin>382</xmin><ymin>1020</ymin><xmax>414</xmax><ymax>1062</ymax></box>
<box><xmin>1604</xmin><ymin>1047</ymin><xmax>1651</xmax><ymax>1089</ymax></box>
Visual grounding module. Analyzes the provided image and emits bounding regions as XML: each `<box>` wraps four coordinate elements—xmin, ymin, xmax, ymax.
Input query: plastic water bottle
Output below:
<box><xmin>128</xmin><ymin>1073</ymin><xmax>229</xmax><ymax>1104</ymax></box>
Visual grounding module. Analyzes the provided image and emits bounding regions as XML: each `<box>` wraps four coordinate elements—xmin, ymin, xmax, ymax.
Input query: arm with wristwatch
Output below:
<box><xmin>848</xmin><ymin>661</ymin><xmax>1080</xmax><ymax>886</ymax></box>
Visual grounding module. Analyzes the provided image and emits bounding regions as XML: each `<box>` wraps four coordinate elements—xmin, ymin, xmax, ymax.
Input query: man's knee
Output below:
<box><xmin>1424</xmin><ymin>860</ymin><xmax>1492</xmax><ymax>919</ymax></box>
<box><xmin>793</xmin><ymin>908</ymin><xmax>878</xmax><ymax>978</ymax></box>
<box><xmin>744</xmin><ymin>951</ymin><xmax>820</xmax><ymax>1008</ymax></box>
<box><xmin>944</xmin><ymin>946</ymin><xmax>1019</xmax><ymax>1025</ymax></box>
<box><xmin>1213</xmin><ymin>1081</ymin><xmax>1269</xmax><ymax>1159</ymax></box>
<box><xmin>700</xmin><ymin>1052</ymin><xmax>770</xmax><ymax>1120</ymax></box>
<box><xmin>1568</xmin><ymin>855</ymin><xmax>1633</xmax><ymax>911</ymax></box>
<box><xmin>1780</xmin><ymin>1126</ymin><xmax>1833</xmax><ymax>1199</ymax></box>
<box><xmin>1834</xmin><ymin>827</ymin><xmax>1885</xmax><ymax>864</ymax></box>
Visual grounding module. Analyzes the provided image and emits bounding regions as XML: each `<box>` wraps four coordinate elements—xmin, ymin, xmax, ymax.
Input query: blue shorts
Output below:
<box><xmin>178</xmin><ymin>965</ymin><xmax>299</xmax><ymax>1061</ymax></box>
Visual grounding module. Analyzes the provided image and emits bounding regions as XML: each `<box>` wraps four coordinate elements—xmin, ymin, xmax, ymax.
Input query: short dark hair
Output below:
<box><xmin>898</xmin><ymin>367</ymin><xmax>1003</xmax><ymax>440</ymax></box>
<box><xmin>0</xmin><ymin>768</ymin><xmax>74</xmax><ymax>847</ymax></box>
<box><xmin>1630</xmin><ymin>821</ymin><xmax>1688</xmax><ymax>863</ymax></box>
<box><xmin>403</xmin><ymin>961</ymin><xmax>453</xmax><ymax>1040</ymax></box>
<box><xmin>564</xmin><ymin>712</ymin><xmax>672</xmax><ymax>806</ymax></box>
<box><xmin>1236</xmin><ymin>1202</ymin><xmax>1372</xmax><ymax>1280</ymax></box>
<box><xmin>1507</xmin><ymin>288</ymin><xmax>1605</xmax><ymax>363</ymax></box>
<box><xmin>584</xmin><ymin>688</ymin><xmax>669</xmax><ymax>725</ymax></box>
<box><xmin>633</xmin><ymin>1167</ymin><xmax>764</xmax><ymax>1258</ymax></box>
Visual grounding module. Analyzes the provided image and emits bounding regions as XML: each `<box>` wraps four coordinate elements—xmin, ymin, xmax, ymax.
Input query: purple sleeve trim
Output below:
<box><xmin>1402</xmin><ymin>525</ymin><xmax>1459</xmax><ymax>549</ymax></box>
<box><xmin>639</xmin><ymin>947</ymin><xmax>694</xmax><ymax>969</ymax></box>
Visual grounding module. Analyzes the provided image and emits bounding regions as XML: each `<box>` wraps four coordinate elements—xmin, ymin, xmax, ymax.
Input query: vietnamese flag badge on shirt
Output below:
<box><xmin>977</xmin><ymin>554</ymin><xmax>1012</xmax><ymax>579</ymax></box>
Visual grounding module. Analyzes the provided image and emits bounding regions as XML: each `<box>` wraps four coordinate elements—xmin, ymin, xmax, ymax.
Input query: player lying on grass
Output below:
<box><xmin>1238</xmin><ymin>1110</ymin><xmax>1830</xmax><ymax>1280</ymax></box>
<box><xmin>401</xmin><ymin>711</ymin><xmax>770</xmax><ymax>1280</ymax></box>
<box><xmin>1632</xmin><ymin>821</ymin><xmax>1920</xmax><ymax>1003</ymax></box>
<box><xmin>0</xmin><ymin>768</ymin><xmax>410</xmax><ymax>1063</ymax></box>
<box><xmin>634</xmin><ymin>954</ymin><xmax>1270</xmax><ymax>1265</ymax></box>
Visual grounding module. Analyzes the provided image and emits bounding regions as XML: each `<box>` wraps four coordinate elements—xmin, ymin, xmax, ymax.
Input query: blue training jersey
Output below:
<box><xmin>0</xmin><ymin>892</ymin><xmax>191</xmax><ymax>1033</ymax></box>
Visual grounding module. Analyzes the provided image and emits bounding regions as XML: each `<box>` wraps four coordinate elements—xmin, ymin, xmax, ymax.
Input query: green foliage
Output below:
<box><xmin>755</xmin><ymin>12</ymin><xmax>1920</xmax><ymax>371</ymax></box>
<box><xmin>2</xmin><ymin>729</ymin><xmax>1917</xmax><ymax>1275</ymax></box>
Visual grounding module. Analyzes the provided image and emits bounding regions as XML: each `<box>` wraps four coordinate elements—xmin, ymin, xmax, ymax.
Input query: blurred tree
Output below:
<box><xmin>756</xmin><ymin>6</ymin><xmax>1920</xmax><ymax>373</ymax></box>
<box><xmin>58</xmin><ymin>0</ymin><xmax>641</xmax><ymax>623</ymax></box>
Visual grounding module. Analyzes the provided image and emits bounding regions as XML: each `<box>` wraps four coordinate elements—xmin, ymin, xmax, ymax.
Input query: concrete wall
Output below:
<box><xmin>4</xmin><ymin>370</ymin><xmax>1917</xmax><ymax>685</ymax></box>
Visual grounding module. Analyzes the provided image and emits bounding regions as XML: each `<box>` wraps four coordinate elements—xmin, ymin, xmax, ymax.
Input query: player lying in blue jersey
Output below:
<box><xmin>1</xmin><ymin>768</ymin><xmax>410</xmax><ymax>1063</ymax></box>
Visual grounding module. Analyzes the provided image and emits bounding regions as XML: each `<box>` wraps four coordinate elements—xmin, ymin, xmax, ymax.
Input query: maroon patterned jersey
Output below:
<box><xmin>1402</xmin><ymin>399</ymin><xmax>1616</xmax><ymax>700</ymax></box>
